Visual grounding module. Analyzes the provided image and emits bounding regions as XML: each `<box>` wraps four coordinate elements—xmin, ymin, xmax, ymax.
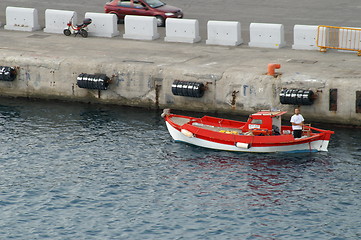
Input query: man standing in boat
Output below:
<box><xmin>290</xmin><ymin>108</ymin><xmax>304</xmax><ymax>138</ymax></box>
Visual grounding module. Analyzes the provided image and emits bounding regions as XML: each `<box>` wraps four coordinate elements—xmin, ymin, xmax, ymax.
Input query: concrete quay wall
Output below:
<box><xmin>0</xmin><ymin>31</ymin><xmax>361</xmax><ymax>125</ymax></box>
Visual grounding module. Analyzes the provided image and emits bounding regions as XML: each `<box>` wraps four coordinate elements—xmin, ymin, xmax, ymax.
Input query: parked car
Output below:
<box><xmin>104</xmin><ymin>0</ymin><xmax>183</xmax><ymax>27</ymax></box>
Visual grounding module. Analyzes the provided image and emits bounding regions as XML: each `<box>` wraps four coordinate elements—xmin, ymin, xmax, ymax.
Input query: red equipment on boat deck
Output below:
<box><xmin>251</xmin><ymin>128</ymin><xmax>270</xmax><ymax>136</ymax></box>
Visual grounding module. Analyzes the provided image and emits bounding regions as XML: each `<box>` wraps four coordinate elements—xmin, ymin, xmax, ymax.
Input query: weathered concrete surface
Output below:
<box><xmin>0</xmin><ymin>30</ymin><xmax>361</xmax><ymax>125</ymax></box>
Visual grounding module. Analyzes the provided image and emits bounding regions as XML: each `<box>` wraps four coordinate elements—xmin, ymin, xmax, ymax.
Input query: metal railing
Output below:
<box><xmin>317</xmin><ymin>25</ymin><xmax>361</xmax><ymax>56</ymax></box>
<box><xmin>302</xmin><ymin>124</ymin><xmax>312</xmax><ymax>137</ymax></box>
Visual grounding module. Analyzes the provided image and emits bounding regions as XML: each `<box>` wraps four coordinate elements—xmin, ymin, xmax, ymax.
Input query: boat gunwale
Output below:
<box><xmin>166</xmin><ymin>114</ymin><xmax>332</xmax><ymax>146</ymax></box>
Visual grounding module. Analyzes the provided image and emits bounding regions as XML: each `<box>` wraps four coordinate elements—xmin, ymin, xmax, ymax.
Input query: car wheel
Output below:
<box><xmin>111</xmin><ymin>13</ymin><xmax>121</xmax><ymax>24</ymax></box>
<box><xmin>80</xmin><ymin>29</ymin><xmax>88</xmax><ymax>38</ymax></box>
<box><xmin>63</xmin><ymin>29</ymin><xmax>71</xmax><ymax>36</ymax></box>
<box><xmin>155</xmin><ymin>16</ymin><xmax>165</xmax><ymax>27</ymax></box>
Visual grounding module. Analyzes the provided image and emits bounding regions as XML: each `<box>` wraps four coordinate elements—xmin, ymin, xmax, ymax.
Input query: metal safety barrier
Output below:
<box><xmin>317</xmin><ymin>25</ymin><xmax>361</xmax><ymax>56</ymax></box>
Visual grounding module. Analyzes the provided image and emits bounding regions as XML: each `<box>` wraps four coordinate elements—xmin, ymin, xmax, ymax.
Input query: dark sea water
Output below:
<box><xmin>0</xmin><ymin>98</ymin><xmax>360</xmax><ymax>240</ymax></box>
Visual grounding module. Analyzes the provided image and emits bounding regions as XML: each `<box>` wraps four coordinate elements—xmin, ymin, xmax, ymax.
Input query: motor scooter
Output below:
<box><xmin>63</xmin><ymin>16</ymin><xmax>92</xmax><ymax>38</ymax></box>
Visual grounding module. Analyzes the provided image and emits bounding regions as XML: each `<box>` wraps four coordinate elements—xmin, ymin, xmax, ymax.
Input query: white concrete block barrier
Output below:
<box><xmin>44</xmin><ymin>9</ymin><xmax>77</xmax><ymax>34</ymax></box>
<box><xmin>164</xmin><ymin>18</ymin><xmax>201</xmax><ymax>43</ymax></box>
<box><xmin>292</xmin><ymin>25</ymin><xmax>318</xmax><ymax>50</ymax></box>
<box><xmin>84</xmin><ymin>12</ymin><xmax>119</xmax><ymax>38</ymax></box>
<box><xmin>123</xmin><ymin>15</ymin><xmax>159</xmax><ymax>41</ymax></box>
<box><xmin>206</xmin><ymin>21</ymin><xmax>243</xmax><ymax>46</ymax></box>
<box><xmin>248</xmin><ymin>23</ymin><xmax>286</xmax><ymax>49</ymax></box>
<box><xmin>4</xmin><ymin>6</ymin><xmax>41</xmax><ymax>32</ymax></box>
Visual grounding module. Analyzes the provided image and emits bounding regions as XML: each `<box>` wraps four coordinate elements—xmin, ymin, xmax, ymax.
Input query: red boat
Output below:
<box><xmin>162</xmin><ymin>109</ymin><xmax>334</xmax><ymax>153</ymax></box>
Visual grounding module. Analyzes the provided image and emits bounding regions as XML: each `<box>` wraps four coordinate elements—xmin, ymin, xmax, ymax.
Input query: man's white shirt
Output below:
<box><xmin>290</xmin><ymin>114</ymin><xmax>304</xmax><ymax>130</ymax></box>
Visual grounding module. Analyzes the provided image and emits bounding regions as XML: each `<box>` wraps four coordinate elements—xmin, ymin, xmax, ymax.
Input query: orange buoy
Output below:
<box><xmin>267</xmin><ymin>63</ymin><xmax>281</xmax><ymax>76</ymax></box>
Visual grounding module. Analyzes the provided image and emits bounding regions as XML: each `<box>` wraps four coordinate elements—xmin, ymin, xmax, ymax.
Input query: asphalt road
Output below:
<box><xmin>1</xmin><ymin>0</ymin><xmax>361</xmax><ymax>44</ymax></box>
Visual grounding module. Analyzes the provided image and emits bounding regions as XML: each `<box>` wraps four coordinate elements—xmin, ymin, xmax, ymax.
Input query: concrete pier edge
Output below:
<box><xmin>0</xmin><ymin>29</ymin><xmax>361</xmax><ymax>126</ymax></box>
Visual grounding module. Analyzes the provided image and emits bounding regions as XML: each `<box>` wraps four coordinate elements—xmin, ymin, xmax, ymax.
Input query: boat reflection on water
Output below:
<box><xmin>166</xmin><ymin>151</ymin><xmax>333</xmax><ymax>208</ymax></box>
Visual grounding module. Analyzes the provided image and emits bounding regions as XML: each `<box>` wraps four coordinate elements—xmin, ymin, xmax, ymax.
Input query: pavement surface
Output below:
<box><xmin>0</xmin><ymin>28</ymin><xmax>359</xmax><ymax>81</ymax></box>
<box><xmin>1</xmin><ymin>0</ymin><xmax>360</xmax><ymax>80</ymax></box>
<box><xmin>1</xmin><ymin>0</ymin><xmax>361</xmax><ymax>45</ymax></box>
